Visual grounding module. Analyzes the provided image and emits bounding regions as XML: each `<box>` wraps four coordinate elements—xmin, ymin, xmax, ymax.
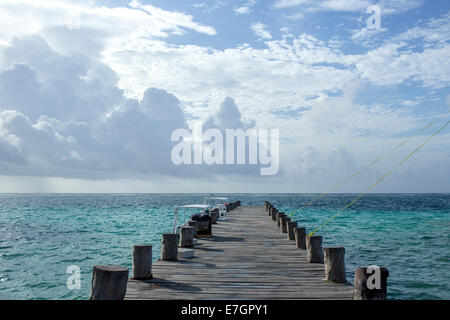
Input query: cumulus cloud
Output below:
<box><xmin>203</xmin><ymin>97</ymin><xmax>255</xmax><ymax>131</ymax></box>
<box><xmin>0</xmin><ymin>35</ymin><xmax>268</xmax><ymax>180</ymax></box>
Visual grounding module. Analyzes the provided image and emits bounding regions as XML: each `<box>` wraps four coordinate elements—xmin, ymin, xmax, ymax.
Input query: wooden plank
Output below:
<box><xmin>125</xmin><ymin>206</ymin><xmax>353</xmax><ymax>300</ymax></box>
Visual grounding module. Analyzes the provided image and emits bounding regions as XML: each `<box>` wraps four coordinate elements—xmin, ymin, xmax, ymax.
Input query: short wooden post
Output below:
<box><xmin>187</xmin><ymin>220</ymin><xmax>198</xmax><ymax>237</ymax></box>
<box><xmin>354</xmin><ymin>266</ymin><xmax>389</xmax><ymax>300</ymax></box>
<box><xmin>323</xmin><ymin>247</ymin><xmax>346</xmax><ymax>283</ymax></box>
<box><xmin>90</xmin><ymin>266</ymin><xmax>128</xmax><ymax>300</ymax></box>
<box><xmin>132</xmin><ymin>245</ymin><xmax>152</xmax><ymax>280</ymax></box>
<box><xmin>306</xmin><ymin>235</ymin><xmax>324</xmax><ymax>263</ymax></box>
<box><xmin>281</xmin><ymin>216</ymin><xmax>290</xmax><ymax>233</ymax></box>
<box><xmin>271</xmin><ymin>209</ymin><xmax>277</xmax><ymax>221</ymax></box>
<box><xmin>161</xmin><ymin>233</ymin><xmax>178</xmax><ymax>260</ymax></box>
<box><xmin>294</xmin><ymin>227</ymin><xmax>306</xmax><ymax>249</ymax></box>
<box><xmin>276</xmin><ymin>212</ymin><xmax>285</xmax><ymax>228</ymax></box>
<box><xmin>287</xmin><ymin>221</ymin><xmax>298</xmax><ymax>240</ymax></box>
<box><xmin>210</xmin><ymin>209</ymin><xmax>219</xmax><ymax>224</ymax></box>
<box><xmin>179</xmin><ymin>226</ymin><xmax>194</xmax><ymax>248</ymax></box>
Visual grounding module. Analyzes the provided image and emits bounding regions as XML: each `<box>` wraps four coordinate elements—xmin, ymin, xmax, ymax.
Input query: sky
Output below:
<box><xmin>0</xmin><ymin>0</ymin><xmax>449</xmax><ymax>193</ymax></box>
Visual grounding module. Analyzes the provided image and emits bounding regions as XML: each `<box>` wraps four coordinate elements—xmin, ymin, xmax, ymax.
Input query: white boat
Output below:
<box><xmin>173</xmin><ymin>204</ymin><xmax>213</xmax><ymax>235</ymax></box>
<box><xmin>204</xmin><ymin>197</ymin><xmax>229</xmax><ymax>221</ymax></box>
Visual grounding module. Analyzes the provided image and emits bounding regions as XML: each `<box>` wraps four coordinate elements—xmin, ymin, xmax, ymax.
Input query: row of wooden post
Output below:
<box><xmin>90</xmin><ymin>201</ymin><xmax>241</xmax><ymax>300</ymax></box>
<box><xmin>264</xmin><ymin>201</ymin><xmax>389</xmax><ymax>300</ymax></box>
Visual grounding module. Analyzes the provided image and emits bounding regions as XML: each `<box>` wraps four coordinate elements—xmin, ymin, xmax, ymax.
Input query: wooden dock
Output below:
<box><xmin>125</xmin><ymin>205</ymin><xmax>353</xmax><ymax>300</ymax></box>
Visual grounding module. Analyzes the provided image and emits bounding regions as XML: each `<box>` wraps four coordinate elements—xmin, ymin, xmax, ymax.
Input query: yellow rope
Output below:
<box><xmin>288</xmin><ymin>111</ymin><xmax>450</xmax><ymax>217</ymax></box>
<box><xmin>308</xmin><ymin>120</ymin><xmax>449</xmax><ymax>237</ymax></box>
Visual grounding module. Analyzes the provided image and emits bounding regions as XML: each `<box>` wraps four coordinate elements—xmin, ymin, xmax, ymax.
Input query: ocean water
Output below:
<box><xmin>0</xmin><ymin>193</ymin><xmax>448</xmax><ymax>300</ymax></box>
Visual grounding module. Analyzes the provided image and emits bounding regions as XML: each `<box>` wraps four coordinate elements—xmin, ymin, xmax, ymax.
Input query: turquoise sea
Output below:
<box><xmin>0</xmin><ymin>193</ymin><xmax>449</xmax><ymax>300</ymax></box>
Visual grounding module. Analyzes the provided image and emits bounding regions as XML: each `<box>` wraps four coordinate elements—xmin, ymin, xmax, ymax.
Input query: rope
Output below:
<box><xmin>288</xmin><ymin>111</ymin><xmax>450</xmax><ymax>217</ymax></box>
<box><xmin>308</xmin><ymin>120</ymin><xmax>449</xmax><ymax>237</ymax></box>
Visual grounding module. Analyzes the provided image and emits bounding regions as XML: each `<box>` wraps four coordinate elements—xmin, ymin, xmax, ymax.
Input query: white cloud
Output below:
<box><xmin>401</xmin><ymin>100</ymin><xmax>420</xmax><ymax>107</ymax></box>
<box><xmin>0</xmin><ymin>0</ymin><xmax>216</xmax><ymax>58</ymax></box>
<box><xmin>272</xmin><ymin>0</ymin><xmax>423</xmax><ymax>14</ymax></box>
<box><xmin>351</xmin><ymin>27</ymin><xmax>388</xmax><ymax>47</ymax></box>
<box><xmin>319</xmin><ymin>0</ymin><xmax>371</xmax><ymax>12</ymax></box>
<box><xmin>272</xmin><ymin>0</ymin><xmax>309</xmax><ymax>9</ymax></box>
<box><xmin>284</xmin><ymin>12</ymin><xmax>304</xmax><ymax>20</ymax></box>
<box><xmin>250</xmin><ymin>22</ymin><xmax>272</xmax><ymax>40</ymax></box>
<box><xmin>0</xmin><ymin>35</ymin><xmax>265</xmax><ymax>180</ymax></box>
<box><xmin>234</xmin><ymin>0</ymin><xmax>257</xmax><ymax>15</ymax></box>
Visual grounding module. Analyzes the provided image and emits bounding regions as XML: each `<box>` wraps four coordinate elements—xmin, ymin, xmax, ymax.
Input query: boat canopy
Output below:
<box><xmin>207</xmin><ymin>197</ymin><xmax>228</xmax><ymax>201</ymax></box>
<box><xmin>176</xmin><ymin>204</ymin><xmax>212</xmax><ymax>209</ymax></box>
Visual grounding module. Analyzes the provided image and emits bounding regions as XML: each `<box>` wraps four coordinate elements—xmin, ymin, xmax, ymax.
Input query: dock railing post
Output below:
<box><xmin>281</xmin><ymin>216</ymin><xmax>290</xmax><ymax>233</ymax></box>
<box><xmin>132</xmin><ymin>245</ymin><xmax>153</xmax><ymax>280</ymax></box>
<box><xmin>287</xmin><ymin>221</ymin><xmax>298</xmax><ymax>240</ymax></box>
<box><xmin>323</xmin><ymin>247</ymin><xmax>346</xmax><ymax>283</ymax></box>
<box><xmin>354</xmin><ymin>266</ymin><xmax>389</xmax><ymax>300</ymax></box>
<box><xmin>271</xmin><ymin>208</ymin><xmax>277</xmax><ymax>221</ymax></box>
<box><xmin>161</xmin><ymin>233</ymin><xmax>178</xmax><ymax>260</ymax></box>
<box><xmin>276</xmin><ymin>212</ymin><xmax>285</xmax><ymax>228</ymax></box>
<box><xmin>187</xmin><ymin>220</ymin><xmax>198</xmax><ymax>238</ymax></box>
<box><xmin>306</xmin><ymin>235</ymin><xmax>324</xmax><ymax>263</ymax></box>
<box><xmin>294</xmin><ymin>227</ymin><xmax>306</xmax><ymax>249</ymax></box>
<box><xmin>90</xmin><ymin>266</ymin><xmax>129</xmax><ymax>300</ymax></box>
<box><xmin>179</xmin><ymin>226</ymin><xmax>194</xmax><ymax>248</ymax></box>
<box><xmin>210</xmin><ymin>209</ymin><xmax>219</xmax><ymax>224</ymax></box>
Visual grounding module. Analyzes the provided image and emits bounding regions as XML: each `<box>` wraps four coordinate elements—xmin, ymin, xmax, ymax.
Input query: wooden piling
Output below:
<box><xmin>179</xmin><ymin>226</ymin><xmax>194</xmax><ymax>248</ymax></box>
<box><xmin>210</xmin><ymin>209</ymin><xmax>219</xmax><ymax>224</ymax></box>
<box><xmin>306</xmin><ymin>235</ymin><xmax>324</xmax><ymax>263</ymax></box>
<box><xmin>271</xmin><ymin>208</ymin><xmax>278</xmax><ymax>221</ymax></box>
<box><xmin>354</xmin><ymin>266</ymin><xmax>389</xmax><ymax>300</ymax></box>
<box><xmin>276</xmin><ymin>212</ymin><xmax>285</xmax><ymax>228</ymax></box>
<box><xmin>161</xmin><ymin>233</ymin><xmax>178</xmax><ymax>260</ymax></box>
<box><xmin>90</xmin><ymin>265</ymin><xmax>128</xmax><ymax>300</ymax></box>
<box><xmin>187</xmin><ymin>220</ymin><xmax>198</xmax><ymax>237</ymax></box>
<box><xmin>323</xmin><ymin>247</ymin><xmax>346</xmax><ymax>283</ymax></box>
<box><xmin>281</xmin><ymin>216</ymin><xmax>291</xmax><ymax>234</ymax></box>
<box><xmin>287</xmin><ymin>221</ymin><xmax>298</xmax><ymax>240</ymax></box>
<box><xmin>132</xmin><ymin>245</ymin><xmax>152</xmax><ymax>280</ymax></box>
<box><xmin>294</xmin><ymin>227</ymin><xmax>306</xmax><ymax>249</ymax></box>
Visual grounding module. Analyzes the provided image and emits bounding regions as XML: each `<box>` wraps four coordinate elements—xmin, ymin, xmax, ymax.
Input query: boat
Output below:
<box><xmin>204</xmin><ymin>197</ymin><xmax>229</xmax><ymax>221</ymax></box>
<box><xmin>173</xmin><ymin>204</ymin><xmax>214</xmax><ymax>237</ymax></box>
